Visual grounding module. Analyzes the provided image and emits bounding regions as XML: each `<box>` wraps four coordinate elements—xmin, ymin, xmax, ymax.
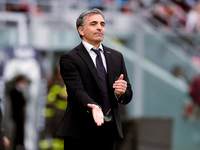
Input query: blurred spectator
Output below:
<box><xmin>185</xmin><ymin>0</ymin><xmax>198</xmax><ymax>8</ymax></box>
<box><xmin>172</xmin><ymin>0</ymin><xmax>192</xmax><ymax>13</ymax></box>
<box><xmin>30</xmin><ymin>6</ymin><xmax>44</xmax><ymax>16</ymax></box>
<box><xmin>139</xmin><ymin>0</ymin><xmax>154</xmax><ymax>8</ymax></box>
<box><xmin>39</xmin><ymin>68</ymin><xmax>67</xmax><ymax>150</ymax></box>
<box><xmin>183</xmin><ymin>98</ymin><xmax>199</xmax><ymax>120</ymax></box>
<box><xmin>89</xmin><ymin>0</ymin><xmax>104</xmax><ymax>10</ymax></box>
<box><xmin>191</xmin><ymin>56</ymin><xmax>200</xmax><ymax>69</ymax></box>
<box><xmin>171</xmin><ymin>66</ymin><xmax>199</xmax><ymax>119</ymax></box>
<box><xmin>121</xmin><ymin>0</ymin><xmax>133</xmax><ymax>13</ymax></box>
<box><xmin>116</xmin><ymin>0</ymin><xmax>127</xmax><ymax>5</ymax></box>
<box><xmin>0</xmin><ymin>99</ymin><xmax>10</xmax><ymax>150</ymax></box>
<box><xmin>6</xmin><ymin>1</ymin><xmax>29</xmax><ymax>13</ymax></box>
<box><xmin>171</xmin><ymin>66</ymin><xmax>189</xmax><ymax>83</ymax></box>
<box><xmin>185</xmin><ymin>2</ymin><xmax>200</xmax><ymax>33</ymax></box>
<box><xmin>9</xmin><ymin>75</ymin><xmax>30</xmax><ymax>150</ymax></box>
<box><xmin>151</xmin><ymin>1</ymin><xmax>186</xmax><ymax>28</ymax></box>
<box><xmin>189</xmin><ymin>75</ymin><xmax>200</xmax><ymax>107</ymax></box>
<box><xmin>104</xmin><ymin>0</ymin><xmax>114</xmax><ymax>2</ymax></box>
<box><xmin>151</xmin><ymin>2</ymin><xmax>169</xmax><ymax>26</ymax></box>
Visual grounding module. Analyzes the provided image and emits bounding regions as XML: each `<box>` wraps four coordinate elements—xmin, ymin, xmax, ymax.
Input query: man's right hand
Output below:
<box><xmin>87</xmin><ymin>104</ymin><xmax>104</xmax><ymax>126</ymax></box>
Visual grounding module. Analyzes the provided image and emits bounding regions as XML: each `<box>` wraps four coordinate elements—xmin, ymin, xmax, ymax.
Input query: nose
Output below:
<box><xmin>96</xmin><ymin>23</ymin><xmax>103</xmax><ymax>30</ymax></box>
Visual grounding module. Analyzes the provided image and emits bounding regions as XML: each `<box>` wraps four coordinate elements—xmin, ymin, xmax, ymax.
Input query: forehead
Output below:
<box><xmin>85</xmin><ymin>14</ymin><xmax>105</xmax><ymax>23</ymax></box>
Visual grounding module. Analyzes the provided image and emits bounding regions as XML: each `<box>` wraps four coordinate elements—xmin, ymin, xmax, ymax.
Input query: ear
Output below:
<box><xmin>78</xmin><ymin>26</ymin><xmax>84</xmax><ymax>37</ymax></box>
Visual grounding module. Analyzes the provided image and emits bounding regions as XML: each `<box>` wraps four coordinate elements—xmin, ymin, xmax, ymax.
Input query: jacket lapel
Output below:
<box><xmin>76</xmin><ymin>43</ymin><xmax>102</xmax><ymax>90</ymax></box>
<box><xmin>103</xmin><ymin>45</ymin><xmax>114</xmax><ymax>90</ymax></box>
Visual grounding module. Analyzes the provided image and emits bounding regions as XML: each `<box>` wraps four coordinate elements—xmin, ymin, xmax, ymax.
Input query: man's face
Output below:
<box><xmin>79</xmin><ymin>14</ymin><xmax>105</xmax><ymax>47</ymax></box>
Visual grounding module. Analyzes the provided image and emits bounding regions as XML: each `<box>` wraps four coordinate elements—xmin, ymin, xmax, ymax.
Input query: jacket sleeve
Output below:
<box><xmin>117</xmin><ymin>53</ymin><xmax>133</xmax><ymax>105</ymax></box>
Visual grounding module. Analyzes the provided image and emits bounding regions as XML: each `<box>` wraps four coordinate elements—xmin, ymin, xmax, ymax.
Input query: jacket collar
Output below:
<box><xmin>102</xmin><ymin>45</ymin><xmax>113</xmax><ymax>90</ymax></box>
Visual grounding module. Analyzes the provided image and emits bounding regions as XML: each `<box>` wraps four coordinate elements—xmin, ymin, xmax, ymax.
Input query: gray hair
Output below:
<box><xmin>76</xmin><ymin>8</ymin><xmax>105</xmax><ymax>38</ymax></box>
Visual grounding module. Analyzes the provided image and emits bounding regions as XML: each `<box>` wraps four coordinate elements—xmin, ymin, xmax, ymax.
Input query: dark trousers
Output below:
<box><xmin>64</xmin><ymin>137</ymin><xmax>115</xmax><ymax>150</ymax></box>
<box><xmin>64</xmin><ymin>122</ymin><xmax>117</xmax><ymax>150</ymax></box>
<box><xmin>0</xmin><ymin>134</ymin><xmax>4</xmax><ymax>150</ymax></box>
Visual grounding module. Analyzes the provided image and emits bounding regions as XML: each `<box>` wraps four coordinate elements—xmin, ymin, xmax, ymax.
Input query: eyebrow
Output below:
<box><xmin>90</xmin><ymin>21</ymin><xmax>105</xmax><ymax>25</ymax></box>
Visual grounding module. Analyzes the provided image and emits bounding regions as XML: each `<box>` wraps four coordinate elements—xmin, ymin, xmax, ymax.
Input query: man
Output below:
<box><xmin>9</xmin><ymin>75</ymin><xmax>29</xmax><ymax>150</ymax></box>
<box><xmin>56</xmin><ymin>8</ymin><xmax>133</xmax><ymax>150</ymax></box>
<box><xmin>0</xmin><ymin>99</ymin><xmax>10</xmax><ymax>150</ymax></box>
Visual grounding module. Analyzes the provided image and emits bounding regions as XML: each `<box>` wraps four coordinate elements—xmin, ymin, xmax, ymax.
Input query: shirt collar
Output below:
<box><xmin>82</xmin><ymin>40</ymin><xmax>103</xmax><ymax>53</ymax></box>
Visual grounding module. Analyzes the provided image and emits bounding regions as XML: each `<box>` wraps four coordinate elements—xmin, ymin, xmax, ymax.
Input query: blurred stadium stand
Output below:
<box><xmin>0</xmin><ymin>0</ymin><xmax>200</xmax><ymax>150</ymax></box>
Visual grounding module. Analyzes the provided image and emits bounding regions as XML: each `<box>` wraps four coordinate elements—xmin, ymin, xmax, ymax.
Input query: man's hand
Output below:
<box><xmin>87</xmin><ymin>104</ymin><xmax>104</xmax><ymax>126</ymax></box>
<box><xmin>3</xmin><ymin>136</ymin><xmax>10</xmax><ymax>147</ymax></box>
<box><xmin>113</xmin><ymin>74</ymin><xmax>127</xmax><ymax>97</ymax></box>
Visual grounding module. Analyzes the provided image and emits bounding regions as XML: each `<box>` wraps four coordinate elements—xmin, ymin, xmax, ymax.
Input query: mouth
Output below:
<box><xmin>94</xmin><ymin>32</ymin><xmax>103</xmax><ymax>36</ymax></box>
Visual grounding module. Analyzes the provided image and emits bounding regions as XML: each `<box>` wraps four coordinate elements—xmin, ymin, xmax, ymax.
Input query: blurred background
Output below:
<box><xmin>0</xmin><ymin>0</ymin><xmax>200</xmax><ymax>150</ymax></box>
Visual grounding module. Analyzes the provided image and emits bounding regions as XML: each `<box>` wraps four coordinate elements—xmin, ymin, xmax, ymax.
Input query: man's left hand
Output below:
<box><xmin>113</xmin><ymin>74</ymin><xmax>127</xmax><ymax>97</ymax></box>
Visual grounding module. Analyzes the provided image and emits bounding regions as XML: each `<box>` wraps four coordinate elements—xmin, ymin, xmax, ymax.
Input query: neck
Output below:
<box><xmin>93</xmin><ymin>44</ymin><xmax>100</xmax><ymax>49</ymax></box>
<box><xmin>82</xmin><ymin>39</ymin><xmax>101</xmax><ymax>49</ymax></box>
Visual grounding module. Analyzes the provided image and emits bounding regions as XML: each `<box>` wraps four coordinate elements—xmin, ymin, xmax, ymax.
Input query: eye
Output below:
<box><xmin>101</xmin><ymin>23</ymin><xmax>105</xmax><ymax>27</ymax></box>
<box><xmin>90</xmin><ymin>21</ymin><xmax>97</xmax><ymax>26</ymax></box>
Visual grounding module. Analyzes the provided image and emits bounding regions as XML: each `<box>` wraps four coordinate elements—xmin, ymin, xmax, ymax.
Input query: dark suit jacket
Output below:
<box><xmin>56</xmin><ymin>43</ymin><xmax>133</xmax><ymax>140</ymax></box>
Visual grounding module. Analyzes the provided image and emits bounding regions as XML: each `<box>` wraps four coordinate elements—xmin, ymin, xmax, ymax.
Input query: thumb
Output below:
<box><xmin>118</xmin><ymin>74</ymin><xmax>124</xmax><ymax>80</ymax></box>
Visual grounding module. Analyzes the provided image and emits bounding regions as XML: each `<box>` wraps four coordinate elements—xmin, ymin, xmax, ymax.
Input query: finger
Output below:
<box><xmin>87</xmin><ymin>104</ymin><xmax>94</xmax><ymax>108</ymax></box>
<box><xmin>97</xmin><ymin>122</ymin><xmax>102</xmax><ymax>126</ymax></box>
<box><xmin>118</xmin><ymin>74</ymin><xmax>124</xmax><ymax>80</ymax></box>
<box><xmin>96</xmin><ymin>119</ymin><xmax>103</xmax><ymax>126</ymax></box>
<box><xmin>113</xmin><ymin>84</ymin><xmax>126</xmax><ymax>89</ymax></box>
<box><xmin>95</xmin><ymin>115</ymin><xmax>104</xmax><ymax>124</ymax></box>
<box><xmin>113</xmin><ymin>80</ymin><xmax>127</xmax><ymax>86</ymax></box>
<box><xmin>102</xmin><ymin>117</ymin><xmax>104</xmax><ymax>124</ymax></box>
<box><xmin>115</xmin><ymin>87</ymin><xmax>126</xmax><ymax>95</ymax></box>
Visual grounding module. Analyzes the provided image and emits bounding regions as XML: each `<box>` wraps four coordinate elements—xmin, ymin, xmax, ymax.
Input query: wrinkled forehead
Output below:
<box><xmin>85</xmin><ymin>14</ymin><xmax>105</xmax><ymax>23</ymax></box>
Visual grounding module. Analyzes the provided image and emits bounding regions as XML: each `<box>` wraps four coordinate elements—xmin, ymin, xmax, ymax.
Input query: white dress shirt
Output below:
<box><xmin>82</xmin><ymin>40</ymin><xmax>107</xmax><ymax>72</ymax></box>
